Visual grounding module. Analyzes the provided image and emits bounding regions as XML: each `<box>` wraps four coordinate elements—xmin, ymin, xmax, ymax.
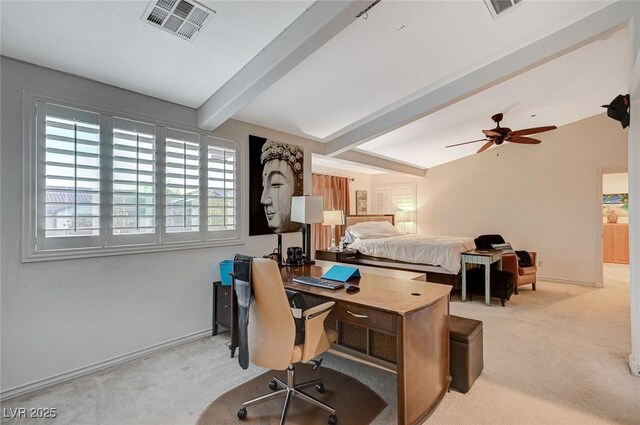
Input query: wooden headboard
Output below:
<box><xmin>345</xmin><ymin>214</ymin><xmax>395</xmax><ymax>227</ymax></box>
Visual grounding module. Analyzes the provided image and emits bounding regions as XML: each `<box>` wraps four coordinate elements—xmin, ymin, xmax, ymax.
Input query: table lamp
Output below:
<box><xmin>395</xmin><ymin>210</ymin><xmax>409</xmax><ymax>232</ymax></box>
<box><xmin>290</xmin><ymin>196</ymin><xmax>324</xmax><ymax>265</ymax></box>
<box><xmin>323</xmin><ymin>210</ymin><xmax>344</xmax><ymax>251</ymax></box>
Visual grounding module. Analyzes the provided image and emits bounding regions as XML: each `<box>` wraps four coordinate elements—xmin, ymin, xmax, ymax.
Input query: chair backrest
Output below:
<box><xmin>248</xmin><ymin>258</ymin><xmax>297</xmax><ymax>370</ymax></box>
<box><xmin>474</xmin><ymin>234</ymin><xmax>505</xmax><ymax>250</ymax></box>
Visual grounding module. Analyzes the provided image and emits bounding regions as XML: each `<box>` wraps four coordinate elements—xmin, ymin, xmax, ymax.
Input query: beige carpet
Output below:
<box><xmin>196</xmin><ymin>364</ymin><xmax>386</xmax><ymax>425</ymax></box>
<box><xmin>2</xmin><ymin>265</ymin><xmax>638</xmax><ymax>425</ymax></box>
<box><xmin>426</xmin><ymin>264</ymin><xmax>640</xmax><ymax>425</ymax></box>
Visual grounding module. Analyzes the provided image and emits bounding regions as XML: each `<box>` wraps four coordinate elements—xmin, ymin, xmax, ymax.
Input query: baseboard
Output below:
<box><xmin>537</xmin><ymin>275</ymin><xmax>596</xmax><ymax>286</ymax></box>
<box><xmin>0</xmin><ymin>329</ymin><xmax>211</xmax><ymax>401</ymax></box>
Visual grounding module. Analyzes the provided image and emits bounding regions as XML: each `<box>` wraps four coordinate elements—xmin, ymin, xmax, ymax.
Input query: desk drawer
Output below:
<box><xmin>330</xmin><ymin>302</ymin><xmax>396</xmax><ymax>334</ymax></box>
<box><xmin>215</xmin><ymin>296</ymin><xmax>232</xmax><ymax>327</ymax></box>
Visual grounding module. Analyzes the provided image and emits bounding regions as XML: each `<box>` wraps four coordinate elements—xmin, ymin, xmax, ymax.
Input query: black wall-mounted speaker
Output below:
<box><xmin>601</xmin><ymin>94</ymin><xmax>630</xmax><ymax>129</ymax></box>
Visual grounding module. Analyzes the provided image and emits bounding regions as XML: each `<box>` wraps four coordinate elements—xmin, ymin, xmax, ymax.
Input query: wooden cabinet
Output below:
<box><xmin>613</xmin><ymin>224</ymin><xmax>629</xmax><ymax>263</ymax></box>
<box><xmin>603</xmin><ymin>223</ymin><xmax>629</xmax><ymax>264</ymax></box>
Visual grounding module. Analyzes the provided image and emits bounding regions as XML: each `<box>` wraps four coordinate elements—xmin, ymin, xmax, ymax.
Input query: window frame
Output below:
<box><xmin>21</xmin><ymin>92</ymin><xmax>243</xmax><ymax>262</ymax></box>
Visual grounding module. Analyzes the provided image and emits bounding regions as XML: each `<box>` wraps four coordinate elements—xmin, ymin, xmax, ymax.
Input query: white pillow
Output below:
<box><xmin>491</xmin><ymin>242</ymin><xmax>515</xmax><ymax>254</ymax></box>
<box><xmin>343</xmin><ymin>228</ymin><xmax>355</xmax><ymax>244</ymax></box>
<box><xmin>348</xmin><ymin>221</ymin><xmax>402</xmax><ymax>239</ymax></box>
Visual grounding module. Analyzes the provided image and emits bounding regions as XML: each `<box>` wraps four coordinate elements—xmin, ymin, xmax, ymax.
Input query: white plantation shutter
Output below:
<box><xmin>206</xmin><ymin>136</ymin><xmax>239</xmax><ymax>239</ymax></box>
<box><xmin>110</xmin><ymin>118</ymin><xmax>157</xmax><ymax>245</ymax></box>
<box><xmin>373</xmin><ymin>188</ymin><xmax>393</xmax><ymax>214</ymax></box>
<box><xmin>372</xmin><ymin>183</ymin><xmax>417</xmax><ymax>233</ymax></box>
<box><xmin>38</xmin><ymin>102</ymin><xmax>102</xmax><ymax>250</ymax></box>
<box><xmin>25</xmin><ymin>95</ymin><xmax>242</xmax><ymax>261</ymax></box>
<box><xmin>164</xmin><ymin>129</ymin><xmax>201</xmax><ymax>241</ymax></box>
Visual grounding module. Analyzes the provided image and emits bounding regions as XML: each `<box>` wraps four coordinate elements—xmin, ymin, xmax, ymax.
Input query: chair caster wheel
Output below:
<box><xmin>328</xmin><ymin>414</ymin><xmax>338</xmax><ymax>424</ymax></box>
<box><xmin>315</xmin><ymin>383</ymin><xmax>325</xmax><ymax>393</ymax></box>
<box><xmin>237</xmin><ymin>408</ymin><xmax>247</xmax><ymax>420</ymax></box>
<box><xmin>269</xmin><ymin>380</ymin><xmax>278</xmax><ymax>391</ymax></box>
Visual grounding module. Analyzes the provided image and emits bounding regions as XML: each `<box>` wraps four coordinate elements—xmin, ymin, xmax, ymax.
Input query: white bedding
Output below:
<box><xmin>348</xmin><ymin>234</ymin><xmax>475</xmax><ymax>274</ymax></box>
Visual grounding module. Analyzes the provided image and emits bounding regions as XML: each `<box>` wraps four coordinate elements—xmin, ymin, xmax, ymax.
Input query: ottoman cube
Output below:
<box><xmin>466</xmin><ymin>267</ymin><xmax>514</xmax><ymax>306</ymax></box>
<box><xmin>450</xmin><ymin>315</ymin><xmax>484</xmax><ymax>393</ymax></box>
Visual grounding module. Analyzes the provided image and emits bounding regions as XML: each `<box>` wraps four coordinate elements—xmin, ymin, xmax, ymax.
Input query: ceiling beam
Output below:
<box><xmin>324</xmin><ymin>1</ymin><xmax>640</xmax><ymax>157</ymax></box>
<box><xmin>335</xmin><ymin>150</ymin><xmax>426</xmax><ymax>177</ymax></box>
<box><xmin>197</xmin><ymin>0</ymin><xmax>371</xmax><ymax>131</ymax></box>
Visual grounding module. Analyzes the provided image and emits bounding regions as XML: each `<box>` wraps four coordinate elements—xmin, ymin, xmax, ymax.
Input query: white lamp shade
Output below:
<box><xmin>291</xmin><ymin>196</ymin><xmax>324</xmax><ymax>224</ymax></box>
<box><xmin>323</xmin><ymin>210</ymin><xmax>344</xmax><ymax>226</ymax></box>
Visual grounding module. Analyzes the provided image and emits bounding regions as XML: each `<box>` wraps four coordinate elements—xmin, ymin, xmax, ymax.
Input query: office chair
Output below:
<box><xmin>237</xmin><ymin>258</ymin><xmax>338</xmax><ymax>425</ymax></box>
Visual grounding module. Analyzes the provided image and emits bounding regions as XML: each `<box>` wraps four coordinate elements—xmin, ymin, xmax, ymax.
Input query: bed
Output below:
<box><xmin>341</xmin><ymin>214</ymin><xmax>475</xmax><ymax>286</ymax></box>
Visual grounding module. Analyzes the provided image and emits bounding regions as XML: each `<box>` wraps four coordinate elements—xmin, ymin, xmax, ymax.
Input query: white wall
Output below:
<box><xmin>0</xmin><ymin>57</ymin><xmax>324</xmax><ymax>395</ymax></box>
<box><xmin>372</xmin><ymin>113</ymin><xmax>628</xmax><ymax>285</ymax></box>
<box><xmin>603</xmin><ymin>172</ymin><xmax>629</xmax><ymax>193</ymax></box>
<box><xmin>311</xmin><ymin>165</ymin><xmax>373</xmax><ymax>215</ymax></box>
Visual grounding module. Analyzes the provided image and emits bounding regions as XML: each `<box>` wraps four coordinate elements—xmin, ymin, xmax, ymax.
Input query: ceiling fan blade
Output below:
<box><xmin>445</xmin><ymin>138</ymin><xmax>488</xmax><ymax>148</ymax></box>
<box><xmin>477</xmin><ymin>140</ymin><xmax>494</xmax><ymax>153</ymax></box>
<box><xmin>482</xmin><ymin>130</ymin><xmax>501</xmax><ymax>137</ymax></box>
<box><xmin>509</xmin><ymin>136</ymin><xmax>541</xmax><ymax>144</ymax></box>
<box><xmin>509</xmin><ymin>125</ymin><xmax>557</xmax><ymax>137</ymax></box>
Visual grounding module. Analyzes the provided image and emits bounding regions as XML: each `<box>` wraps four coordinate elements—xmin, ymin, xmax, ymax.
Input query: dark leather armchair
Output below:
<box><xmin>474</xmin><ymin>234</ymin><xmax>537</xmax><ymax>294</ymax></box>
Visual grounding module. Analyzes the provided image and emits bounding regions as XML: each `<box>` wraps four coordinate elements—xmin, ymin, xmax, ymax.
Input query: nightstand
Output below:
<box><xmin>212</xmin><ymin>281</ymin><xmax>238</xmax><ymax>358</ymax></box>
<box><xmin>212</xmin><ymin>281</ymin><xmax>232</xmax><ymax>336</ymax></box>
<box><xmin>314</xmin><ymin>249</ymin><xmax>357</xmax><ymax>263</ymax></box>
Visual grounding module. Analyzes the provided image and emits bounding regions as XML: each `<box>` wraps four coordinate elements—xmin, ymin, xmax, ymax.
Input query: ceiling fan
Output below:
<box><xmin>446</xmin><ymin>113</ymin><xmax>557</xmax><ymax>153</ymax></box>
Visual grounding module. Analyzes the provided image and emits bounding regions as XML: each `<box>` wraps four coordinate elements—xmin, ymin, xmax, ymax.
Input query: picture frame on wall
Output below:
<box><xmin>356</xmin><ymin>190</ymin><xmax>368</xmax><ymax>215</ymax></box>
<box><xmin>249</xmin><ymin>135</ymin><xmax>304</xmax><ymax>236</ymax></box>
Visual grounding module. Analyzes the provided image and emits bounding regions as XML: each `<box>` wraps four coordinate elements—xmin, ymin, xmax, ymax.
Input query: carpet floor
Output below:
<box><xmin>1</xmin><ymin>265</ymin><xmax>638</xmax><ymax>425</ymax></box>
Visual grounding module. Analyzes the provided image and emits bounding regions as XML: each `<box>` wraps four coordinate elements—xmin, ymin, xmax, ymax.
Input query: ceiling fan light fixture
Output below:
<box><xmin>447</xmin><ymin>112</ymin><xmax>557</xmax><ymax>154</ymax></box>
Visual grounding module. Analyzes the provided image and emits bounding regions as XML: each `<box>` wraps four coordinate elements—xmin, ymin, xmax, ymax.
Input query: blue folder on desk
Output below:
<box><xmin>322</xmin><ymin>265</ymin><xmax>360</xmax><ymax>282</ymax></box>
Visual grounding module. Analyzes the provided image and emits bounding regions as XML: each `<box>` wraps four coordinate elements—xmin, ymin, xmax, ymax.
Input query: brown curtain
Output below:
<box><xmin>311</xmin><ymin>174</ymin><xmax>350</xmax><ymax>256</ymax></box>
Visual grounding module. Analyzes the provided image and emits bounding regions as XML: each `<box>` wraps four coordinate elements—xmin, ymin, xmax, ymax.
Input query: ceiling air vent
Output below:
<box><xmin>484</xmin><ymin>0</ymin><xmax>522</xmax><ymax>19</ymax></box>
<box><xmin>142</xmin><ymin>0</ymin><xmax>215</xmax><ymax>41</ymax></box>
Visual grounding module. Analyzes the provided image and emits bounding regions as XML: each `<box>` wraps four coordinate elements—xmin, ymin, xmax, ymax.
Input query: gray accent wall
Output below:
<box><xmin>0</xmin><ymin>57</ymin><xmax>323</xmax><ymax>396</ymax></box>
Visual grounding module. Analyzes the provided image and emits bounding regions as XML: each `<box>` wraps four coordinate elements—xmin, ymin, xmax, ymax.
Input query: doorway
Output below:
<box><xmin>601</xmin><ymin>172</ymin><xmax>630</xmax><ymax>286</ymax></box>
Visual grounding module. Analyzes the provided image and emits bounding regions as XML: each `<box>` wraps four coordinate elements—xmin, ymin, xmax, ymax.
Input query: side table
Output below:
<box><xmin>461</xmin><ymin>250</ymin><xmax>503</xmax><ymax>306</ymax></box>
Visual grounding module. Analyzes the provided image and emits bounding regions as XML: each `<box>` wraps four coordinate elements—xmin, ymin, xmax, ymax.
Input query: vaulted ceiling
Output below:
<box><xmin>1</xmin><ymin>0</ymin><xmax>635</xmax><ymax>173</ymax></box>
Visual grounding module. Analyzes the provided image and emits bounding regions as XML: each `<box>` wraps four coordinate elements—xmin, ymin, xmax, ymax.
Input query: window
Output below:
<box><xmin>23</xmin><ymin>94</ymin><xmax>241</xmax><ymax>261</ymax></box>
<box><xmin>206</xmin><ymin>138</ymin><xmax>237</xmax><ymax>233</ymax></box>
<box><xmin>111</xmin><ymin>118</ymin><xmax>157</xmax><ymax>246</ymax></box>
<box><xmin>372</xmin><ymin>182</ymin><xmax>417</xmax><ymax>233</ymax></box>
<box><xmin>39</xmin><ymin>102</ymin><xmax>102</xmax><ymax>251</ymax></box>
<box><xmin>165</xmin><ymin>129</ymin><xmax>201</xmax><ymax>240</ymax></box>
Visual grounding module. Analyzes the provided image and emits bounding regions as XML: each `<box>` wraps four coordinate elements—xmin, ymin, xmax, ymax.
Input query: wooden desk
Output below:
<box><xmin>461</xmin><ymin>249</ymin><xmax>502</xmax><ymax>306</ymax></box>
<box><xmin>280</xmin><ymin>265</ymin><xmax>451</xmax><ymax>425</ymax></box>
